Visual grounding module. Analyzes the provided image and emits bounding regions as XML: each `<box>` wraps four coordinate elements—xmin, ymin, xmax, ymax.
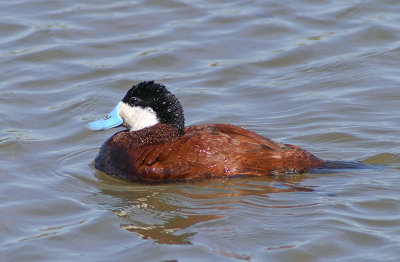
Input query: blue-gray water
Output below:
<box><xmin>1</xmin><ymin>0</ymin><xmax>400</xmax><ymax>261</ymax></box>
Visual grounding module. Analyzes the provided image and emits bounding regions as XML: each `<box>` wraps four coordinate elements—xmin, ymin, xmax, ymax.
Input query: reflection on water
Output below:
<box><xmin>1</xmin><ymin>0</ymin><xmax>400</xmax><ymax>261</ymax></box>
<box><xmin>97</xmin><ymin>175</ymin><xmax>317</xmax><ymax>245</ymax></box>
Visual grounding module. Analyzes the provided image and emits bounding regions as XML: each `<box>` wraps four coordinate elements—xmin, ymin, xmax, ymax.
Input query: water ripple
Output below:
<box><xmin>1</xmin><ymin>0</ymin><xmax>400</xmax><ymax>261</ymax></box>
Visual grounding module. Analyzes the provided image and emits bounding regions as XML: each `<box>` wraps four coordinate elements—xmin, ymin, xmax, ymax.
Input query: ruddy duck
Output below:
<box><xmin>87</xmin><ymin>81</ymin><xmax>325</xmax><ymax>183</ymax></box>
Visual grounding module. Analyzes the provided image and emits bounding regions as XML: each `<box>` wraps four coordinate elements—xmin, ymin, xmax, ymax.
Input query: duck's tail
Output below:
<box><xmin>314</xmin><ymin>160</ymin><xmax>383</xmax><ymax>173</ymax></box>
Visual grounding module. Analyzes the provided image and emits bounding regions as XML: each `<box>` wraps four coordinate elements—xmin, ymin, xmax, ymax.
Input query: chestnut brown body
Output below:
<box><xmin>94</xmin><ymin>123</ymin><xmax>324</xmax><ymax>183</ymax></box>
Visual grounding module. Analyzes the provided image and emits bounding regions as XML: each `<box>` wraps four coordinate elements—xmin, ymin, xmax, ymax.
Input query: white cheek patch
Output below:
<box><xmin>119</xmin><ymin>102</ymin><xmax>159</xmax><ymax>132</ymax></box>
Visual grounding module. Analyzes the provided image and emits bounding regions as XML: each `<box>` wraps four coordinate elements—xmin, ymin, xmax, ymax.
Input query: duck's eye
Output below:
<box><xmin>129</xmin><ymin>97</ymin><xmax>137</xmax><ymax>104</ymax></box>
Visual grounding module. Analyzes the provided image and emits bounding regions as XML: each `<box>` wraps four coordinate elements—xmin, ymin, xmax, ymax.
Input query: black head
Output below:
<box><xmin>122</xmin><ymin>81</ymin><xmax>185</xmax><ymax>136</ymax></box>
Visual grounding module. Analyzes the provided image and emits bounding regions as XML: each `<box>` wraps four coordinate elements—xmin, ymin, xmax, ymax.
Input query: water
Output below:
<box><xmin>1</xmin><ymin>0</ymin><xmax>400</xmax><ymax>261</ymax></box>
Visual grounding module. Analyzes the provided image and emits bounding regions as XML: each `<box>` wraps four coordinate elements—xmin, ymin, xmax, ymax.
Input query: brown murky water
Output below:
<box><xmin>1</xmin><ymin>0</ymin><xmax>400</xmax><ymax>261</ymax></box>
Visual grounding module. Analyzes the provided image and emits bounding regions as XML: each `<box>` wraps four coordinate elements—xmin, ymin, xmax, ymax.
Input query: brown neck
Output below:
<box><xmin>127</xmin><ymin>123</ymin><xmax>182</xmax><ymax>147</ymax></box>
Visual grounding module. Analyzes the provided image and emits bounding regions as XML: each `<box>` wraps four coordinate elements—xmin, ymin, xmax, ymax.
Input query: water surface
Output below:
<box><xmin>1</xmin><ymin>0</ymin><xmax>400</xmax><ymax>261</ymax></box>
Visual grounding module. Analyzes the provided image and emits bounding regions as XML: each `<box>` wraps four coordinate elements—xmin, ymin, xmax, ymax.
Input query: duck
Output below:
<box><xmin>87</xmin><ymin>81</ymin><xmax>325</xmax><ymax>183</ymax></box>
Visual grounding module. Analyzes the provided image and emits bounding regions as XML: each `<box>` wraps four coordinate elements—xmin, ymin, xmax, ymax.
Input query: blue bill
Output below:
<box><xmin>86</xmin><ymin>102</ymin><xmax>123</xmax><ymax>131</ymax></box>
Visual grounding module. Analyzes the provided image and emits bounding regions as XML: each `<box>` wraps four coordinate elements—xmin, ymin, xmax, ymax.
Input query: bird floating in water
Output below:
<box><xmin>87</xmin><ymin>81</ymin><xmax>325</xmax><ymax>183</ymax></box>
